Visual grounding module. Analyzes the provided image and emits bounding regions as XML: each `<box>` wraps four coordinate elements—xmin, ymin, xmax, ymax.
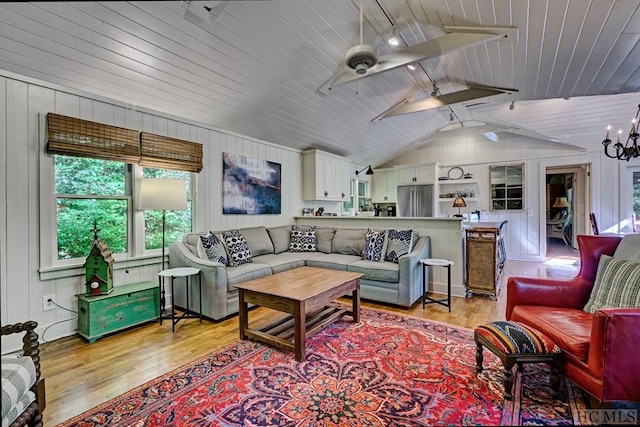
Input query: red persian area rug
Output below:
<box><xmin>58</xmin><ymin>307</ymin><xmax>591</xmax><ymax>426</ymax></box>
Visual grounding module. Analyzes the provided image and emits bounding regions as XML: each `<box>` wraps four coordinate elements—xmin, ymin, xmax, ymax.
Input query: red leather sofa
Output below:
<box><xmin>506</xmin><ymin>235</ymin><xmax>640</xmax><ymax>402</ymax></box>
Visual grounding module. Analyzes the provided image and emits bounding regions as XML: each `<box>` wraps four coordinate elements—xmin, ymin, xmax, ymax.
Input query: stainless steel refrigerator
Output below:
<box><xmin>397</xmin><ymin>184</ymin><xmax>434</xmax><ymax>217</ymax></box>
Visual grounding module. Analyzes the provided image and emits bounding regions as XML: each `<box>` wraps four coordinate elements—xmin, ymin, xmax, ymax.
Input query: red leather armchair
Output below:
<box><xmin>506</xmin><ymin>235</ymin><xmax>640</xmax><ymax>403</ymax></box>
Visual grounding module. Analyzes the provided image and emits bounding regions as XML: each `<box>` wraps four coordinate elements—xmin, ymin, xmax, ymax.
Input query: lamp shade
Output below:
<box><xmin>452</xmin><ymin>196</ymin><xmax>467</xmax><ymax>208</ymax></box>
<box><xmin>137</xmin><ymin>178</ymin><xmax>188</xmax><ymax>211</ymax></box>
<box><xmin>552</xmin><ymin>197</ymin><xmax>569</xmax><ymax>208</ymax></box>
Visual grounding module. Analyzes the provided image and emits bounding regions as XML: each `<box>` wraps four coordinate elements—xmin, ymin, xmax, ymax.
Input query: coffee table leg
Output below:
<box><xmin>238</xmin><ymin>289</ymin><xmax>248</xmax><ymax>340</ymax></box>
<box><xmin>294</xmin><ymin>301</ymin><xmax>306</xmax><ymax>362</ymax></box>
<box><xmin>352</xmin><ymin>279</ymin><xmax>361</xmax><ymax>323</ymax></box>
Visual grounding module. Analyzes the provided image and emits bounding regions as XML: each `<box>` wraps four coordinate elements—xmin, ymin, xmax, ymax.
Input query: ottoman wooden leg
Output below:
<box><xmin>476</xmin><ymin>342</ymin><xmax>484</xmax><ymax>373</ymax></box>
<box><xmin>503</xmin><ymin>360</ymin><xmax>515</xmax><ymax>400</ymax></box>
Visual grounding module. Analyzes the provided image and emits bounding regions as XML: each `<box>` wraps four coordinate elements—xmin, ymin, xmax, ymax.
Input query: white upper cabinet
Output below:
<box><xmin>395</xmin><ymin>163</ymin><xmax>437</xmax><ymax>185</ymax></box>
<box><xmin>371</xmin><ymin>168</ymin><xmax>397</xmax><ymax>203</ymax></box>
<box><xmin>302</xmin><ymin>149</ymin><xmax>351</xmax><ymax>201</ymax></box>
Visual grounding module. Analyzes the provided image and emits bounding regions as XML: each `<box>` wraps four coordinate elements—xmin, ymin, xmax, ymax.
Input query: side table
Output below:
<box><xmin>158</xmin><ymin>267</ymin><xmax>202</xmax><ymax>332</ymax></box>
<box><xmin>420</xmin><ymin>258</ymin><xmax>454</xmax><ymax>311</ymax></box>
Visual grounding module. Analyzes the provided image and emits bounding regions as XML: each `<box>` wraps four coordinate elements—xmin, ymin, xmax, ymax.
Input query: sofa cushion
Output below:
<box><xmin>267</xmin><ymin>226</ymin><xmax>291</xmax><ymax>254</ymax></box>
<box><xmin>289</xmin><ymin>225</ymin><xmax>317</xmax><ymax>252</ymax></box>
<box><xmin>583</xmin><ymin>255</ymin><xmax>640</xmax><ymax>313</ymax></box>
<box><xmin>385</xmin><ymin>229</ymin><xmax>414</xmax><ymax>263</ymax></box>
<box><xmin>222</xmin><ymin>230</ymin><xmax>253</xmax><ymax>267</ymax></box>
<box><xmin>315</xmin><ymin>227</ymin><xmax>336</xmax><ymax>254</ymax></box>
<box><xmin>183</xmin><ymin>232</ymin><xmax>210</xmax><ymax>256</ymax></box>
<box><xmin>1</xmin><ymin>352</ymin><xmax>37</xmax><ymax>422</ymax></box>
<box><xmin>332</xmin><ymin>228</ymin><xmax>367</xmax><ymax>255</ymax></box>
<box><xmin>347</xmin><ymin>260</ymin><xmax>399</xmax><ymax>282</ymax></box>
<box><xmin>197</xmin><ymin>232</ymin><xmax>228</xmax><ymax>265</ymax></box>
<box><xmin>252</xmin><ymin>253</ymin><xmax>306</xmax><ymax>274</ymax></box>
<box><xmin>226</xmin><ymin>263</ymin><xmax>272</xmax><ymax>290</ymax></box>
<box><xmin>613</xmin><ymin>234</ymin><xmax>640</xmax><ymax>263</ymax></box>
<box><xmin>362</xmin><ymin>229</ymin><xmax>386</xmax><ymax>262</ymax></box>
<box><xmin>240</xmin><ymin>226</ymin><xmax>275</xmax><ymax>256</ymax></box>
<box><xmin>306</xmin><ymin>254</ymin><xmax>362</xmax><ymax>271</ymax></box>
<box><xmin>511</xmin><ymin>305</ymin><xmax>592</xmax><ymax>361</ymax></box>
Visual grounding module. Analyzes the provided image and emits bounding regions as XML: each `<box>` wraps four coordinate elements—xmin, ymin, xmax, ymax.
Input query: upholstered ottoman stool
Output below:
<box><xmin>474</xmin><ymin>321</ymin><xmax>562</xmax><ymax>400</ymax></box>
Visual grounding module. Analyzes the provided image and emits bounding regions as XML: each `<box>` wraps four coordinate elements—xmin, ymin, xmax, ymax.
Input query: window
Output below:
<box><xmin>490</xmin><ymin>163</ymin><xmax>524</xmax><ymax>211</ymax></box>
<box><xmin>633</xmin><ymin>170</ymin><xmax>640</xmax><ymax>232</ymax></box>
<box><xmin>55</xmin><ymin>155</ymin><xmax>129</xmax><ymax>260</ymax></box>
<box><xmin>342</xmin><ymin>178</ymin><xmax>369</xmax><ymax>214</ymax></box>
<box><xmin>142</xmin><ymin>168</ymin><xmax>193</xmax><ymax>250</ymax></box>
<box><xmin>54</xmin><ymin>156</ymin><xmax>193</xmax><ymax>262</ymax></box>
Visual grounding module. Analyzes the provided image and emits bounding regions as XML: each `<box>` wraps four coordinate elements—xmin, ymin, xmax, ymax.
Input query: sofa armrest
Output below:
<box><xmin>169</xmin><ymin>242</ymin><xmax>231</xmax><ymax>319</ymax></box>
<box><xmin>506</xmin><ymin>276</ymin><xmax>593</xmax><ymax>319</ymax></box>
<box><xmin>397</xmin><ymin>236</ymin><xmax>431</xmax><ymax>307</ymax></box>
<box><xmin>588</xmin><ymin>308</ymin><xmax>640</xmax><ymax>401</ymax></box>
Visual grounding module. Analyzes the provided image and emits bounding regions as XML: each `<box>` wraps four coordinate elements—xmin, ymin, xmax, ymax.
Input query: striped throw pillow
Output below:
<box><xmin>583</xmin><ymin>255</ymin><xmax>640</xmax><ymax>313</ymax></box>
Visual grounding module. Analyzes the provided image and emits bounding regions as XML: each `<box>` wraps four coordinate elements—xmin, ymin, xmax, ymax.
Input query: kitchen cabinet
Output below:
<box><xmin>371</xmin><ymin>168</ymin><xmax>397</xmax><ymax>203</ymax></box>
<box><xmin>302</xmin><ymin>149</ymin><xmax>351</xmax><ymax>202</ymax></box>
<box><xmin>490</xmin><ymin>163</ymin><xmax>524</xmax><ymax>210</ymax></box>
<box><xmin>395</xmin><ymin>163</ymin><xmax>437</xmax><ymax>185</ymax></box>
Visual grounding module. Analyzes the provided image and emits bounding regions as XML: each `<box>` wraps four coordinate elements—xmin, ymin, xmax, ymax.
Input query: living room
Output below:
<box><xmin>1</xmin><ymin>1</ymin><xmax>640</xmax><ymax>426</ymax></box>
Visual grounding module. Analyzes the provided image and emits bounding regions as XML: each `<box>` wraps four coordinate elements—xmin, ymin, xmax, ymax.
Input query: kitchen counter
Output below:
<box><xmin>294</xmin><ymin>216</ymin><xmax>466</xmax><ymax>298</ymax></box>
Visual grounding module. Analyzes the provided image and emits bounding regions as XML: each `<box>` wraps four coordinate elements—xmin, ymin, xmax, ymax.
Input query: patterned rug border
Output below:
<box><xmin>57</xmin><ymin>303</ymin><xmax>583</xmax><ymax>426</ymax></box>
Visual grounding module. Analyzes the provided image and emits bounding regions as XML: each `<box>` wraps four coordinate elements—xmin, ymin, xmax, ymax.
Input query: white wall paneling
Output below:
<box><xmin>1</xmin><ymin>72</ymin><xmax>302</xmax><ymax>345</ymax></box>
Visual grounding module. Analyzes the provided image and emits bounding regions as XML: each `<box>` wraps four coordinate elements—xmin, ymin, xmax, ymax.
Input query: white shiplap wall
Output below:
<box><xmin>0</xmin><ymin>73</ymin><xmax>303</xmax><ymax>344</ymax></box>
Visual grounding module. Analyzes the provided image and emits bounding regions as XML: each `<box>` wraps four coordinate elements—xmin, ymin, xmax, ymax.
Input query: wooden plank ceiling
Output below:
<box><xmin>0</xmin><ymin>0</ymin><xmax>638</xmax><ymax>167</ymax></box>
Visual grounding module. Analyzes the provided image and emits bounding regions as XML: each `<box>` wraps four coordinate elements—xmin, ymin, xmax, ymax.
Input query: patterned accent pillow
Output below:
<box><xmin>289</xmin><ymin>226</ymin><xmax>317</xmax><ymax>252</ymax></box>
<box><xmin>385</xmin><ymin>229</ymin><xmax>414</xmax><ymax>263</ymax></box>
<box><xmin>362</xmin><ymin>229</ymin><xmax>386</xmax><ymax>262</ymax></box>
<box><xmin>583</xmin><ymin>255</ymin><xmax>640</xmax><ymax>313</ymax></box>
<box><xmin>222</xmin><ymin>230</ymin><xmax>252</xmax><ymax>267</ymax></box>
<box><xmin>197</xmin><ymin>232</ymin><xmax>228</xmax><ymax>266</ymax></box>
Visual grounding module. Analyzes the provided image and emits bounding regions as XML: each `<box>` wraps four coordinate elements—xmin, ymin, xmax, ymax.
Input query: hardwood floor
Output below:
<box><xmin>40</xmin><ymin>259</ymin><xmax>579</xmax><ymax>426</ymax></box>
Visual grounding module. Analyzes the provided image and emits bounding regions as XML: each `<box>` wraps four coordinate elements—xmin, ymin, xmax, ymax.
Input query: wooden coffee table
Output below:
<box><xmin>236</xmin><ymin>266</ymin><xmax>362</xmax><ymax>361</ymax></box>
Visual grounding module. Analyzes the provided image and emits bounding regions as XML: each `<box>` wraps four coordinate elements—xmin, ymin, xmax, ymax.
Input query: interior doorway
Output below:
<box><xmin>545</xmin><ymin>165</ymin><xmax>587</xmax><ymax>258</ymax></box>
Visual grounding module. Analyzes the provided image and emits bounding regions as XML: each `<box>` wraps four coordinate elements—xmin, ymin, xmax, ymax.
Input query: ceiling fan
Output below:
<box><xmin>318</xmin><ymin>0</ymin><xmax>517</xmax><ymax>95</ymax></box>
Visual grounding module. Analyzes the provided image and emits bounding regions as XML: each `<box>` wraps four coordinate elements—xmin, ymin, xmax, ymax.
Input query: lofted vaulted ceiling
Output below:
<box><xmin>0</xmin><ymin>1</ymin><xmax>638</xmax><ymax>168</ymax></box>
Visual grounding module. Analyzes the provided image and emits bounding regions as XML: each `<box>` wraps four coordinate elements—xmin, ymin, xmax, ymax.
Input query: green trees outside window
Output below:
<box><xmin>55</xmin><ymin>156</ymin><xmax>192</xmax><ymax>260</ymax></box>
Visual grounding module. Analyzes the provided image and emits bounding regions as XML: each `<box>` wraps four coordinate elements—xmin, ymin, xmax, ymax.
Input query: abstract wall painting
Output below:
<box><xmin>222</xmin><ymin>152</ymin><xmax>281</xmax><ymax>214</ymax></box>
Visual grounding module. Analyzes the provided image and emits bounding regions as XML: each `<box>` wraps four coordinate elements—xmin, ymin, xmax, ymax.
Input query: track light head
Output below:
<box><xmin>509</xmin><ymin>101</ymin><xmax>516</xmax><ymax>110</ymax></box>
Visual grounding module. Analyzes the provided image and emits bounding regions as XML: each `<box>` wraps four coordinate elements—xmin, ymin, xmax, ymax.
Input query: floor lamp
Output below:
<box><xmin>137</xmin><ymin>178</ymin><xmax>188</xmax><ymax>312</ymax></box>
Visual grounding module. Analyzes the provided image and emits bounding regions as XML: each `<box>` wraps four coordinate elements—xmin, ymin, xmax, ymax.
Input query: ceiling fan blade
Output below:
<box><xmin>377</xmin><ymin>86</ymin><xmax>516</xmax><ymax>119</ymax></box>
<box><xmin>319</xmin><ymin>27</ymin><xmax>514</xmax><ymax>94</ymax></box>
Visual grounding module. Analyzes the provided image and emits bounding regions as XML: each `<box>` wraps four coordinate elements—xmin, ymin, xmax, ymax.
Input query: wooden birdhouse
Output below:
<box><xmin>84</xmin><ymin>222</ymin><xmax>114</xmax><ymax>296</ymax></box>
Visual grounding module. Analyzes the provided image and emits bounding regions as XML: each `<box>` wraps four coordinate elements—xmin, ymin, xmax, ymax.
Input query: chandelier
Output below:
<box><xmin>602</xmin><ymin>104</ymin><xmax>640</xmax><ymax>161</ymax></box>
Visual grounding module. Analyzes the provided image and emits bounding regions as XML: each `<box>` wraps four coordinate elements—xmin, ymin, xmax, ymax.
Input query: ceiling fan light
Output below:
<box><xmin>388</xmin><ymin>36</ymin><xmax>399</xmax><ymax>46</ymax></box>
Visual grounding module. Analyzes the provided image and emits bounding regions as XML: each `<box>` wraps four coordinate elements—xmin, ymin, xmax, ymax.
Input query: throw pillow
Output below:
<box><xmin>222</xmin><ymin>230</ymin><xmax>252</xmax><ymax>267</ymax></box>
<box><xmin>197</xmin><ymin>232</ymin><xmax>228</xmax><ymax>266</ymax></box>
<box><xmin>385</xmin><ymin>229</ymin><xmax>414</xmax><ymax>263</ymax></box>
<box><xmin>583</xmin><ymin>255</ymin><xmax>640</xmax><ymax>313</ymax></box>
<box><xmin>289</xmin><ymin>225</ymin><xmax>317</xmax><ymax>252</ymax></box>
<box><xmin>362</xmin><ymin>229</ymin><xmax>386</xmax><ymax>262</ymax></box>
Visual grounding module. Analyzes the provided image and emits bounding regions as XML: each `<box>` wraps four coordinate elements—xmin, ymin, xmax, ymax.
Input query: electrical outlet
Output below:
<box><xmin>43</xmin><ymin>295</ymin><xmax>56</xmax><ymax>311</ymax></box>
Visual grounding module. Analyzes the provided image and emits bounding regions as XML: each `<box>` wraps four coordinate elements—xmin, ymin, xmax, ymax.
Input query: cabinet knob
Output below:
<box><xmin>384</xmin><ymin>196</ymin><xmax>387</xmax><ymax>201</ymax></box>
<box><xmin>341</xmin><ymin>193</ymin><xmax>345</xmax><ymax>198</ymax></box>
<box><xmin>324</xmin><ymin>191</ymin><xmax>328</xmax><ymax>197</ymax></box>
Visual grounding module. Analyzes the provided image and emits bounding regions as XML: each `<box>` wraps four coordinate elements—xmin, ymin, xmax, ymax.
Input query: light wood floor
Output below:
<box><xmin>40</xmin><ymin>259</ymin><xmax>579</xmax><ymax>426</ymax></box>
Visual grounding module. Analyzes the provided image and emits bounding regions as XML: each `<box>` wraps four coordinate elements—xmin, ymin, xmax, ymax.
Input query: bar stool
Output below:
<box><xmin>419</xmin><ymin>258</ymin><xmax>454</xmax><ymax>312</ymax></box>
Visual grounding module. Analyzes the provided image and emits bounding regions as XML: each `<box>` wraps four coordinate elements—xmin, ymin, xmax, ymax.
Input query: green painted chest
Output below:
<box><xmin>76</xmin><ymin>281</ymin><xmax>159</xmax><ymax>343</ymax></box>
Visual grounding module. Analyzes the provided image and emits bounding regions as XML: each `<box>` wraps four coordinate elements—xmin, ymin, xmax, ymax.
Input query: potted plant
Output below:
<box><xmin>359</xmin><ymin>199</ymin><xmax>375</xmax><ymax>217</ymax></box>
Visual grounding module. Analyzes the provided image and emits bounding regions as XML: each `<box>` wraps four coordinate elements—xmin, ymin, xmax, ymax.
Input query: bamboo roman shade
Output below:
<box><xmin>46</xmin><ymin>113</ymin><xmax>203</xmax><ymax>172</ymax></box>
<box><xmin>140</xmin><ymin>132</ymin><xmax>203</xmax><ymax>172</ymax></box>
<box><xmin>47</xmin><ymin>113</ymin><xmax>141</xmax><ymax>163</ymax></box>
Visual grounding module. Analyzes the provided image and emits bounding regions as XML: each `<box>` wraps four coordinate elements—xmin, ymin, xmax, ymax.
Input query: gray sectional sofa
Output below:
<box><xmin>168</xmin><ymin>225</ymin><xmax>431</xmax><ymax>321</ymax></box>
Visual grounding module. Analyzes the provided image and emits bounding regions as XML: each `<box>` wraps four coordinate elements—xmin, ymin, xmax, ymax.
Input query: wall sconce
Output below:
<box><xmin>355</xmin><ymin>165</ymin><xmax>374</xmax><ymax>176</ymax></box>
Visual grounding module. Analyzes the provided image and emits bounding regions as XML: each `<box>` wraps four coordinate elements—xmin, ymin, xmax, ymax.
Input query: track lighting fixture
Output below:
<box><xmin>450</xmin><ymin>112</ymin><xmax>455</xmax><ymax>121</ymax></box>
<box><xmin>407</xmin><ymin>64</ymin><xmax>416</xmax><ymax>71</ymax></box>
<box><xmin>387</xmin><ymin>27</ymin><xmax>400</xmax><ymax>46</ymax></box>
<box><xmin>355</xmin><ymin>165</ymin><xmax>374</xmax><ymax>176</ymax></box>
<box><xmin>509</xmin><ymin>101</ymin><xmax>515</xmax><ymax>110</ymax></box>
<box><xmin>430</xmin><ymin>84</ymin><xmax>439</xmax><ymax>97</ymax></box>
